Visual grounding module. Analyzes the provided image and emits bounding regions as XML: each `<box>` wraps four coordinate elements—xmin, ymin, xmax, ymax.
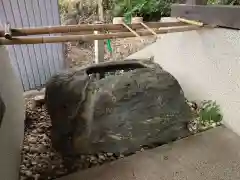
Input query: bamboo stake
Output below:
<box><xmin>140</xmin><ymin>22</ymin><xmax>158</xmax><ymax>36</ymax></box>
<box><xmin>0</xmin><ymin>22</ymin><xmax>187</xmax><ymax>37</ymax></box>
<box><xmin>131</xmin><ymin>17</ymin><xmax>157</xmax><ymax>39</ymax></box>
<box><xmin>177</xmin><ymin>17</ymin><xmax>204</xmax><ymax>27</ymax></box>
<box><xmin>0</xmin><ymin>25</ymin><xmax>202</xmax><ymax>45</ymax></box>
<box><xmin>121</xmin><ymin>22</ymin><xmax>144</xmax><ymax>42</ymax></box>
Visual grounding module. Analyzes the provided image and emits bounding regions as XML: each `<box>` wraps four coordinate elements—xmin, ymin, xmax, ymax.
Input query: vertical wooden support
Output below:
<box><xmin>95</xmin><ymin>0</ymin><xmax>105</xmax><ymax>65</ymax></box>
<box><xmin>94</xmin><ymin>22</ymin><xmax>105</xmax><ymax>64</ymax></box>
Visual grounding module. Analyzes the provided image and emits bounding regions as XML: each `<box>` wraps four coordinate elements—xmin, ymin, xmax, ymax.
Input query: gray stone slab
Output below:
<box><xmin>57</xmin><ymin>126</ymin><xmax>240</xmax><ymax>180</ymax></box>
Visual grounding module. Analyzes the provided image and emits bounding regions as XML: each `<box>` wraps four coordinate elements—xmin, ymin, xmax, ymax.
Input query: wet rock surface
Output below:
<box><xmin>45</xmin><ymin>59</ymin><xmax>192</xmax><ymax>156</ymax></box>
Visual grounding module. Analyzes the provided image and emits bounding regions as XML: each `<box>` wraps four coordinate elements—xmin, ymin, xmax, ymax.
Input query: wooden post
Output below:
<box><xmin>94</xmin><ymin>21</ymin><xmax>105</xmax><ymax>64</ymax></box>
<box><xmin>95</xmin><ymin>0</ymin><xmax>105</xmax><ymax>66</ymax></box>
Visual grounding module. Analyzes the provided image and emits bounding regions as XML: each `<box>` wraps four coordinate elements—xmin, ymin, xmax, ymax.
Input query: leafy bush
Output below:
<box><xmin>207</xmin><ymin>0</ymin><xmax>240</xmax><ymax>5</ymax></box>
<box><xmin>113</xmin><ymin>0</ymin><xmax>175</xmax><ymax>21</ymax></box>
<box><xmin>59</xmin><ymin>0</ymin><xmax>69</xmax><ymax>15</ymax></box>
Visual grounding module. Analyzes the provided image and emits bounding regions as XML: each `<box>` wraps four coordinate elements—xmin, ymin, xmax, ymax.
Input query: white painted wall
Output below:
<box><xmin>0</xmin><ymin>44</ymin><xmax>25</xmax><ymax>180</ymax></box>
<box><xmin>128</xmin><ymin>19</ymin><xmax>240</xmax><ymax>136</ymax></box>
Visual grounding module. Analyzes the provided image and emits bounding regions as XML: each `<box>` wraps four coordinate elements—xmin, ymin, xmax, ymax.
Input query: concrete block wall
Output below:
<box><xmin>128</xmin><ymin>18</ymin><xmax>240</xmax><ymax>136</ymax></box>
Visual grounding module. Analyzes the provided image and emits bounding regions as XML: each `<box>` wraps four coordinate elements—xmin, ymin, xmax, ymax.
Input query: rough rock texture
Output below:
<box><xmin>0</xmin><ymin>95</ymin><xmax>5</xmax><ymax>127</ymax></box>
<box><xmin>45</xmin><ymin>59</ymin><xmax>192</xmax><ymax>156</ymax></box>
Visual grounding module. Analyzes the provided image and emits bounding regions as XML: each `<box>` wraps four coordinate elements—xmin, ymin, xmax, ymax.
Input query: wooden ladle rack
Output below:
<box><xmin>0</xmin><ymin>18</ymin><xmax>204</xmax><ymax>45</ymax></box>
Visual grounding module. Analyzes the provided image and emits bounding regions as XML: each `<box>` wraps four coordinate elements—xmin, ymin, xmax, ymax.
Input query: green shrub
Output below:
<box><xmin>207</xmin><ymin>0</ymin><xmax>240</xmax><ymax>5</ymax></box>
<box><xmin>59</xmin><ymin>0</ymin><xmax>69</xmax><ymax>15</ymax></box>
<box><xmin>199</xmin><ymin>100</ymin><xmax>223</xmax><ymax>125</ymax></box>
<box><xmin>113</xmin><ymin>0</ymin><xmax>174</xmax><ymax>21</ymax></box>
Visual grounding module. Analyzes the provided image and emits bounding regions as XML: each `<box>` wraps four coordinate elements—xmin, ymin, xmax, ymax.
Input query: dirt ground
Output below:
<box><xmin>59</xmin><ymin>0</ymin><xmax>160</xmax><ymax>68</ymax></box>
<box><xmin>65</xmin><ymin>36</ymin><xmax>157</xmax><ymax>68</ymax></box>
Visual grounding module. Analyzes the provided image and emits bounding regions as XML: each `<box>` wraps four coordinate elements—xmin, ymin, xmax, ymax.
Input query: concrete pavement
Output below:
<box><xmin>57</xmin><ymin>126</ymin><xmax>240</xmax><ymax>180</ymax></box>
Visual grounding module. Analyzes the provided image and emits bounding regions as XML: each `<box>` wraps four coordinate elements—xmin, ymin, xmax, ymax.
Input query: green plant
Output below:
<box><xmin>207</xmin><ymin>0</ymin><xmax>240</xmax><ymax>4</ymax></box>
<box><xmin>113</xmin><ymin>0</ymin><xmax>174</xmax><ymax>21</ymax></box>
<box><xmin>59</xmin><ymin>0</ymin><xmax>69</xmax><ymax>15</ymax></box>
<box><xmin>199</xmin><ymin>100</ymin><xmax>223</xmax><ymax>125</ymax></box>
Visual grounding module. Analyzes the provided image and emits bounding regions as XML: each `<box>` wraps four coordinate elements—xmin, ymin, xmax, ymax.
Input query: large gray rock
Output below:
<box><xmin>0</xmin><ymin>95</ymin><xmax>5</xmax><ymax>127</ymax></box>
<box><xmin>45</xmin><ymin>59</ymin><xmax>192</xmax><ymax>156</ymax></box>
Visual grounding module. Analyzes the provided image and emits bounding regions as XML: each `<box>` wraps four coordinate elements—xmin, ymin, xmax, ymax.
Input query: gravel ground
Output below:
<box><xmin>61</xmin><ymin>3</ymin><xmax>157</xmax><ymax>69</ymax></box>
<box><xmin>19</xmin><ymin>95</ymin><xmax>219</xmax><ymax>180</ymax></box>
<box><xmin>19</xmin><ymin>100</ymin><xmax>134</xmax><ymax>180</ymax></box>
<box><xmin>66</xmin><ymin>36</ymin><xmax>157</xmax><ymax>68</ymax></box>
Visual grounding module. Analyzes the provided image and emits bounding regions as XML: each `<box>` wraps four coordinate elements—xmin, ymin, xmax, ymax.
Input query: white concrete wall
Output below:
<box><xmin>128</xmin><ymin>21</ymin><xmax>240</xmax><ymax>136</ymax></box>
<box><xmin>0</xmin><ymin>44</ymin><xmax>25</xmax><ymax>179</ymax></box>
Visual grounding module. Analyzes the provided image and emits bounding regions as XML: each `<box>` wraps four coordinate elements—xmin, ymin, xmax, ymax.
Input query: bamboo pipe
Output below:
<box><xmin>0</xmin><ymin>25</ymin><xmax>202</xmax><ymax>45</ymax></box>
<box><xmin>0</xmin><ymin>22</ymin><xmax>187</xmax><ymax>37</ymax></box>
<box><xmin>4</xmin><ymin>22</ymin><xmax>12</xmax><ymax>40</ymax></box>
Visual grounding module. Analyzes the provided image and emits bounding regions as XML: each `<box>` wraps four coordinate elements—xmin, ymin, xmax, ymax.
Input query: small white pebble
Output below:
<box><xmin>119</xmin><ymin>154</ymin><xmax>124</xmax><ymax>158</ymax></box>
<box><xmin>25</xmin><ymin>170</ymin><xmax>32</xmax><ymax>177</ymax></box>
<box><xmin>34</xmin><ymin>174</ymin><xmax>40</xmax><ymax>180</ymax></box>
<box><xmin>98</xmin><ymin>154</ymin><xmax>105</xmax><ymax>160</ymax></box>
<box><xmin>31</xmin><ymin>161</ymin><xmax>37</xmax><ymax>165</ymax></box>
<box><xmin>28</xmin><ymin>137</ymin><xmax>37</xmax><ymax>144</ymax></box>
<box><xmin>106</xmin><ymin>152</ymin><xmax>113</xmax><ymax>156</ymax></box>
<box><xmin>32</xmin><ymin>130</ymin><xmax>38</xmax><ymax>134</ymax></box>
<box><xmin>211</xmin><ymin>123</ymin><xmax>217</xmax><ymax>127</ymax></box>
<box><xmin>89</xmin><ymin>156</ymin><xmax>96</xmax><ymax>162</ymax></box>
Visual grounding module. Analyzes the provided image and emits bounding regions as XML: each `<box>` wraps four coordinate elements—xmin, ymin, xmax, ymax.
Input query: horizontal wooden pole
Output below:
<box><xmin>171</xmin><ymin>4</ymin><xmax>240</xmax><ymax>29</ymax></box>
<box><xmin>0</xmin><ymin>25</ymin><xmax>202</xmax><ymax>45</ymax></box>
<box><xmin>0</xmin><ymin>22</ymin><xmax>187</xmax><ymax>37</ymax></box>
